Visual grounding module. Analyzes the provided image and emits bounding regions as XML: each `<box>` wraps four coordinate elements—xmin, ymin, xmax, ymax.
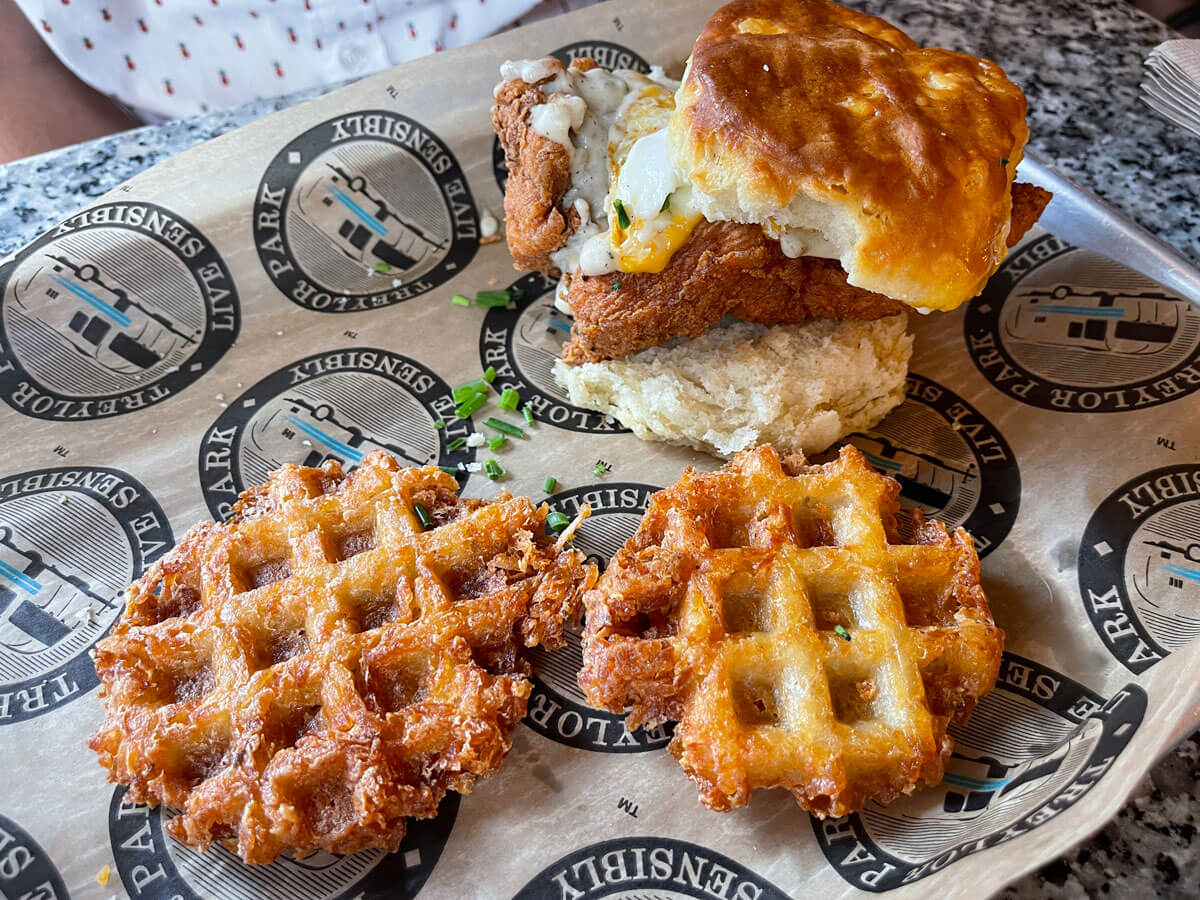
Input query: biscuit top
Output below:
<box><xmin>669</xmin><ymin>0</ymin><xmax>1030</xmax><ymax>311</ymax></box>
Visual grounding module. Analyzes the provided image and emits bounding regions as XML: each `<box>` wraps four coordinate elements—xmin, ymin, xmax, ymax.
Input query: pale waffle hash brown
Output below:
<box><xmin>578</xmin><ymin>445</ymin><xmax>1003</xmax><ymax>817</ymax></box>
<box><xmin>89</xmin><ymin>451</ymin><xmax>596</xmax><ymax>864</ymax></box>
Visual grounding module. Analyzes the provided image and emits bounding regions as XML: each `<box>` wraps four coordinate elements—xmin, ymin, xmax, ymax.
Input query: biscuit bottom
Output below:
<box><xmin>554</xmin><ymin>314</ymin><xmax>911</xmax><ymax>458</ymax></box>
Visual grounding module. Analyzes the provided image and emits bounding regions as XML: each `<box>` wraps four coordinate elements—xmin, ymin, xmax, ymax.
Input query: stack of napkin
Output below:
<box><xmin>1142</xmin><ymin>39</ymin><xmax>1200</xmax><ymax>136</ymax></box>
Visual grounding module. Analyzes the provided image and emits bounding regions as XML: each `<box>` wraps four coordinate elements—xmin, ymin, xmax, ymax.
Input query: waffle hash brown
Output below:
<box><xmin>90</xmin><ymin>452</ymin><xmax>596</xmax><ymax>863</ymax></box>
<box><xmin>578</xmin><ymin>444</ymin><xmax>1003</xmax><ymax>816</ymax></box>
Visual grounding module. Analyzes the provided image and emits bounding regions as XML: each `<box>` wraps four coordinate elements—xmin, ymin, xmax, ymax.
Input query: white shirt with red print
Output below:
<box><xmin>14</xmin><ymin>0</ymin><xmax>602</xmax><ymax>121</ymax></box>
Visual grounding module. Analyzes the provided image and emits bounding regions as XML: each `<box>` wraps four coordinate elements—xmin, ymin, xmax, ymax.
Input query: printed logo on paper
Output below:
<box><xmin>0</xmin><ymin>467</ymin><xmax>171</xmax><ymax>724</ymax></box>
<box><xmin>109</xmin><ymin>787</ymin><xmax>456</xmax><ymax>900</ymax></box>
<box><xmin>479</xmin><ymin>272</ymin><xmax>629</xmax><ymax>434</ymax></box>
<box><xmin>512</xmin><ymin>836</ymin><xmax>790</xmax><ymax>899</ymax></box>
<box><xmin>1079</xmin><ymin>464</ymin><xmax>1200</xmax><ymax>674</ymax></box>
<box><xmin>198</xmin><ymin>348</ymin><xmax>475</xmax><ymax>519</ymax></box>
<box><xmin>0</xmin><ymin>814</ymin><xmax>69</xmax><ymax>899</ymax></box>
<box><xmin>525</xmin><ymin>483</ymin><xmax>669</xmax><ymax>751</ymax></box>
<box><xmin>492</xmin><ymin>41</ymin><xmax>651</xmax><ymax>192</ymax></box>
<box><xmin>0</xmin><ymin>202</ymin><xmax>239</xmax><ymax>420</ymax></box>
<box><xmin>821</xmin><ymin>373</ymin><xmax>1020</xmax><ymax>558</ymax></box>
<box><xmin>255</xmin><ymin>111</ymin><xmax>478</xmax><ymax>312</ymax></box>
<box><xmin>965</xmin><ymin>234</ymin><xmax>1200</xmax><ymax>412</ymax></box>
<box><xmin>815</xmin><ymin>653</ymin><xmax>1144</xmax><ymax>891</ymax></box>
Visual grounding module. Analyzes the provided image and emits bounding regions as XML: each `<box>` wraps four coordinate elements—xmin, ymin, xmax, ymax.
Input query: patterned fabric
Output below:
<box><xmin>14</xmin><ymin>0</ymin><xmax>605</xmax><ymax>122</ymax></box>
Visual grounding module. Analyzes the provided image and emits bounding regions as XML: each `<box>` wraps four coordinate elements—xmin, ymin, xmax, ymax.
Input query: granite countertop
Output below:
<box><xmin>1</xmin><ymin>0</ymin><xmax>1197</xmax><ymax>896</ymax></box>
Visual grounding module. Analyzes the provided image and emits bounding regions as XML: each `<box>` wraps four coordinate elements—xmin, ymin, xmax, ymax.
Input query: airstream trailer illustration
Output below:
<box><xmin>14</xmin><ymin>253</ymin><xmax>199</xmax><ymax>375</ymax></box>
<box><xmin>296</xmin><ymin>162</ymin><xmax>447</xmax><ymax>274</ymax></box>
<box><xmin>1004</xmin><ymin>285</ymin><xmax>1181</xmax><ymax>355</ymax></box>
<box><xmin>514</xmin><ymin>296</ymin><xmax>574</xmax><ymax>387</ymax></box>
<box><xmin>938</xmin><ymin>745</ymin><xmax>1070</xmax><ymax>818</ymax></box>
<box><xmin>846</xmin><ymin>434</ymin><xmax>976</xmax><ymax>511</ymax></box>
<box><xmin>1134</xmin><ymin>538</ymin><xmax>1200</xmax><ymax>601</ymax></box>
<box><xmin>247</xmin><ymin>395</ymin><xmax>433</xmax><ymax>471</ymax></box>
<box><xmin>0</xmin><ymin>524</ymin><xmax>108</xmax><ymax>653</ymax></box>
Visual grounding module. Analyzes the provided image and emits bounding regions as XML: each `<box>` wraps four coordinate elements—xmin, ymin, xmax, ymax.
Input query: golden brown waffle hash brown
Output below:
<box><xmin>578</xmin><ymin>444</ymin><xmax>1003</xmax><ymax>817</ymax></box>
<box><xmin>89</xmin><ymin>451</ymin><xmax>596</xmax><ymax>864</ymax></box>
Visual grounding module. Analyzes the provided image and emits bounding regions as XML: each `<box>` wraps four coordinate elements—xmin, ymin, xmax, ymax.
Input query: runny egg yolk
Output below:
<box><xmin>608</xmin><ymin>128</ymin><xmax>702</xmax><ymax>274</ymax></box>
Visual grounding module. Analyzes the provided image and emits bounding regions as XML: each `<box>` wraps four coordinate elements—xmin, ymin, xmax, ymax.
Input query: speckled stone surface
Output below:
<box><xmin>0</xmin><ymin>1</ymin><xmax>1196</xmax><ymax>897</ymax></box>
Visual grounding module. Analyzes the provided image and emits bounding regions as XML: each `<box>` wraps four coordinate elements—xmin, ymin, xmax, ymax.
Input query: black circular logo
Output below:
<box><xmin>0</xmin><ymin>814</ymin><xmax>69</xmax><ymax>898</ymax></box>
<box><xmin>513</xmin><ymin>836</ymin><xmax>790</xmax><ymax>899</ymax></box>
<box><xmin>820</xmin><ymin>373</ymin><xmax>1019</xmax><ymax>558</ymax></box>
<box><xmin>109</xmin><ymin>786</ymin><xmax>456</xmax><ymax>899</ymax></box>
<box><xmin>480</xmin><ymin>272</ymin><xmax>629</xmax><ymax>434</ymax></box>
<box><xmin>965</xmin><ymin>234</ymin><xmax>1200</xmax><ymax>412</ymax></box>
<box><xmin>1079</xmin><ymin>464</ymin><xmax>1200</xmax><ymax>674</ymax></box>
<box><xmin>198</xmin><ymin>348</ymin><xmax>475</xmax><ymax>519</ymax></box>
<box><xmin>492</xmin><ymin>41</ymin><xmax>651</xmax><ymax>193</ymax></box>
<box><xmin>255</xmin><ymin>111</ymin><xmax>478</xmax><ymax>313</ymax></box>
<box><xmin>0</xmin><ymin>466</ymin><xmax>171</xmax><ymax>724</ymax></box>
<box><xmin>814</xmin><ymin>653</ymin><xmax>1145</xmax><ymax>891</ymax></box>
<box><xmin>0</xmin><ymin>202</ymin><xmax>239</xmax><ymax>420</ymax></box>
<box><xmin>525</xmin><ymin>483</ymin><xmax>668</xmax><ymax>751</ymax></box>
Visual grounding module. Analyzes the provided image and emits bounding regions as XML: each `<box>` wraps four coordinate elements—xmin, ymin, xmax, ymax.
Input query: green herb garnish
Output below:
<box><xmin>483</xmin><ymin>366</ymin><xmax>497</xmax><ymax>383</ymax></box>
<box><xmin>484</xmin><ymin>417</ymin><xmax>526</xmax><ymax>439</ymax></box>
<box><xmin>523</xmin><ymin>406</ymin><xmax>535</xmax><ymax>427</ymax></box>
<box><xmin>610</xmin><ymin>281</ymin><xmax>622</xmax><ymax>291</ymax></box>
<box><xmin>452</xmin><ymin>379</ymin><xmax>490</xmax><ymax>403</ymax></box>
<box><xmin>999</xmin><ymin>157</ymin><xmax>1009</xmax><ymax>168</ymax></box>
<box><xmin>484</xmin><ymin>459</ymin><xmax>506</xmax><ymax>481</ymax></box>
<box><xmin>375</xmin><ymin>262</ymin><xmax>391</xmax><ymax>273</ymax></box>
<box><xmin>614</xmin><ymin>198</ymin><xmax>630</xmax><ymax>229</ymax></box>
<box><xmin>543</xmin><ymin>476</ymin><xmax>557</xmax><ymax>494</ymax></box>
<box><xmin>497</xmin><ymin>388</ymin><xmax>520</xmax><ymax>411</ymax></box>
<box><xmin>447</xmin><ymin>437</ymin><xmax>466</xmax><ymax>451</ymax></box>
<box><xmin>451</xmin><ymin>294</ymin><xmax>471</xmax><ymax>307</ymax></box>
<box><xmin>834</xmin><ymin>625</ymin><xmax>851</xmax><ymax>642</ymax></box>
<box><xmin>487</xmin><ymin>434</ymin><xmax>507</xmax><ymax>451</ymax></box>
<box><xmin>454</xmin><ymin>393</ymin><xmax>488</xmax><ymax>418</ymax></box>
<box><xmin>413</xmin><ymin>502</ymin><xmax>434</xmax><ymax>530</ymax></box>
<box><xmin>660</xmin><ymin>193</ymin><xmax>671</xmax><ymax>213</ymax></box>
<box><xmin>438</xmin><ymin>465</ymin><xmax>460</xmax><ymax>476</ymax></box>
<box><xmin>432</xmin><ymin>419</ymin><xmax>444</xmax><ymax>430</ymax></box>
<box><xmin>546</xmin><ymin>511</ymin><xmax>571</xmax><ymax>533</ymax></box>
<box><xmin>475</xmin><ymin>289</ymin><xmax>515</xmax><ymax>307</ymax></box>
<box><xmin>593</xmin><ymin>460</ymin><xmax>611</xmax><ymax>477</ymax></box>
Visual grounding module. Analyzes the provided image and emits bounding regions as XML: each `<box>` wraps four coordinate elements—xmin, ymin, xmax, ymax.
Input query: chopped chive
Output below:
<box><xmin>487</xmin><ymin>434</ymin><xmax>507</xmax><ymax>451</ymax></box>
<box><xmin>484</xmin><ymin>459</ymin><xmax>506</xmax><ymax>480</ymax></box>
<box><xmin>454</xmin><ymin>393</ymin><xmax>488</xmax><ymax>418</ymax></box>
<box><xmin>498</xmin><ymin>388</ymin><xmax>520</xmax><ymax>411</ymax></box>
<box><xmin>523</xmin><ymin>406</ymin><xmax>535</xmax><ymax>426</ymax></box>
<box><xmin>475</xmin><ymin>289</ymin><xmax>514</xmax><ymax>307</ymax></box>
<box><xmin>483</xmin><ymin>366</ymin><xmax>497</xmax><ymax>383</ymax></box>
<box><xmin>834</xmin><ymin>625</ymin><xmax>851</xmax><ymax>642</ymax></box>
<box><xmin>613</xmin><ymin>198</ymin><xmax>630</xmax><ymax>229</ymax></box>
<box><xmin>543</xmin><ymin>476</ymin><xmax>557</xmax><ymax>494</ymax></box>
<box><xmin>433</xmin><ymin>420</ymin><xmax>444</xmax><ymax>430</ymax></box>
<box><xmin>452</xmin><ymin>379</ymin><xmax>490</xmax><ymax>402</ymax></box>
<box><xmin>447</xmin><ymin>437</ymin><xmax>466</xmax><ymax>451</ymax></box>
<box><xmin>374</xmin><ymin>262</ymin><xmax>390</xmax><ymax>273</ymax></box>
<box><xmin>999</xmin><ymin>157</ymin><xmax>1009</xmax><ymax>167</ymax></box>
<box><xmin>593</xmin><ymin>459</ymin><xmax>611</xmax><ymax>477</ymax></box>
<box><xmin>438</xmin><ymin>465</ymin><xmax>459</xmax><ymax>475</ymax></box>
<box><xmin>451</xmin><ymin>294</ymin><xmax>471</xmax><ymax>307</ymax></box>
<box><xmin>660</xmin><ymin>193</ymin><xmax>671</xmax><ymax>213</ymax></box>
<box><xmin>484</xmin><ymin>417</ymin><xmax>526</xmax><ymax>439</ymax></box>
<box><xmin>610</xmin><ymin>281</ymin><xmax>621</xmax><ymax>291</ymax></box>
<box><xmin>546</xmin><ymin>511</ymin><xmax>571</xmax><ymax>532</ymax></box>
<box><xmin>413</xmin><ymin>502</ymin><xmax>434</xmax><ymax>530</ymax></box>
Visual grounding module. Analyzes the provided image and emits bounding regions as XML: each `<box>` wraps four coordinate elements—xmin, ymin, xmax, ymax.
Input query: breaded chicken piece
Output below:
<box><xmin>560</xmin><ymin>184</ymin><xmax>1049</xmax><ymax>363</ymax></box>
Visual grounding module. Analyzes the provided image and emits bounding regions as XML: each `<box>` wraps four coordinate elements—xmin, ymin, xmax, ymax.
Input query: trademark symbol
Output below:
<box><xmin>617</xmin><ymin>797</ymin><xmax>638</xmax><ymax>818</ymax></box>
<box><xmin>52</xmin><ymin>445</ymin><xmax>69</xmax><ymax>457</ymax></box>
<box><xmin>1156</xmin><ymin>436</ymin><xmax>1176</xmax><ymax>451</ymax></box>
<box><xmin>343</xmin><ymin>330</ymin><xmax>358</xmax><ymax>339</ymax></box>
<box><xmin>385</xmin><ymin>84</ymin><xmax>398</xmax><ymax>98</ymax></box>
<box><xmin>612</xmin><ymin>16</ymin><xmax>623</xmax><ymax>31</ymax></box>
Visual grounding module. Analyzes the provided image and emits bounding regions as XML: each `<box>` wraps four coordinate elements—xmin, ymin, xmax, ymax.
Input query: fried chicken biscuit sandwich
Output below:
<box><xmin>492</xmin><ymin>0</ymin><xmax>1049</xmax><ymax>456</ymax></box>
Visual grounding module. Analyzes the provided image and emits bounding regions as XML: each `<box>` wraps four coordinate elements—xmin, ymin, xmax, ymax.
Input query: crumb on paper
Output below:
<box><xmin>96</xmin><ymin>864</ymin><xmax>111</xmax><ymax>886</ymax></box>
<box><xmin>487</xmin><ymin>277</ymin><xmax>498</xmax><ymax>286</ymax></box>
